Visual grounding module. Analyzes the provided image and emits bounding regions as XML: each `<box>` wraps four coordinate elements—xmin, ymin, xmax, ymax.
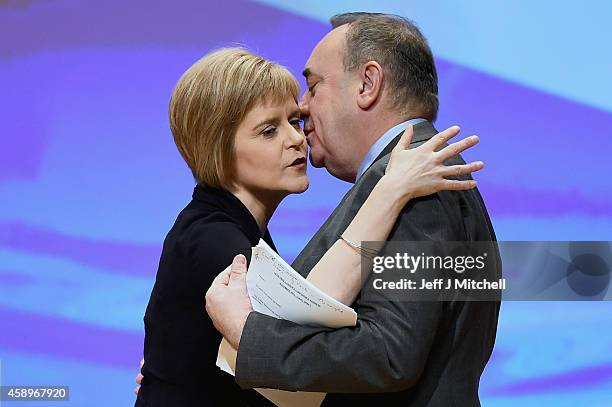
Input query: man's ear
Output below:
<box><xmin>357</xmin><ymin>61</ymin><xmax>384</xmax><ymax>110</ymax></box>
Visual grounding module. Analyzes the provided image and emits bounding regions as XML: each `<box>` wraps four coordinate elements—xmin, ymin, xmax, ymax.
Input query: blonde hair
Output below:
<box><xmin>169</xmin><ymin>48</ymin><xmax>301</xmax><ymax>189</ymax></box>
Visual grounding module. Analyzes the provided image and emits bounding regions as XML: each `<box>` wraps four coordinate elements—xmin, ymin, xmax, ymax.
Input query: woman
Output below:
<box><xmin>135</xmin><ymin>48</ymin><xmax>482</xmax><ymax>406</ymax></box>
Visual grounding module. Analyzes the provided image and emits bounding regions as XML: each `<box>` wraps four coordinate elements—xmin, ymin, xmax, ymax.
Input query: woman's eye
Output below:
<box><xmin>262</xmin><ymin>127</ymin><xmax>277</xmax><ymax>138</ymax></box>
<box><xmin>290</xmin><ymin>118</ymin><xmax>304</xmax><ymax>129</ymax></box>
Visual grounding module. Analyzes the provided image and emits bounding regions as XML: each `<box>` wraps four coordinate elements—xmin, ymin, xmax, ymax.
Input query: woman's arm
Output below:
<box><xmin>306</xmin><ymin>125</ymin><xmax>483</xmax><ymax>305</ymax></box>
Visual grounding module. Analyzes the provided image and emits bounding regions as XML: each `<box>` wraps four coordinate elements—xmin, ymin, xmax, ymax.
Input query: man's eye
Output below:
<box><xmin>262</xmin><ymin>127</ymin><xmax>277</xmax><ymax>138</ymax></box>
<box><xmin>308</xmin><ymin>83</ymin><xmax>318</xmax><ymax>94</ymax></box>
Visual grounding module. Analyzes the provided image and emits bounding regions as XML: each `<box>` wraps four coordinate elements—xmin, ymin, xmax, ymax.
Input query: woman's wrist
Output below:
<box><xmin>378</xmin><ymin>175</ymin><xmax>413</xmax><ymax>210</ymax></box>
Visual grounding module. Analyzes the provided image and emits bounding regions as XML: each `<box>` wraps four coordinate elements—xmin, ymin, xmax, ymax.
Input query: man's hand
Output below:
<box><xmin>134</xmin><ymin>358</ymin><xmax>144</xmax><ymax>396</ymax></box>
<box><xmin>205</xmin><ymin>254</ymin><xmax>253</xmax><ymax>349</ymax></box>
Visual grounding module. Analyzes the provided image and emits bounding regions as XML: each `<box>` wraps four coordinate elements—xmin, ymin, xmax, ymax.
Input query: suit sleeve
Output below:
<box><xmin>235</xmin><ymin>195</ymin><xmax>448</xmax><ymax>393</ymax></box>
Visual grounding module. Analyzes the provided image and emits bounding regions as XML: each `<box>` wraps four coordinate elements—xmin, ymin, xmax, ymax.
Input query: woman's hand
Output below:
<box><xmin>383</xmin><ymin>125</ymin><xmax>483</xmax><ymax>204</ymax></box>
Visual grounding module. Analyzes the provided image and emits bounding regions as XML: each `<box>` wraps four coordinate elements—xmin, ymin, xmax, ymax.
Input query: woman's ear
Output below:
<box><xmin>357</xmin><ymin>61</ymin><xmax>384</xmax><ymax>110</ymax></box>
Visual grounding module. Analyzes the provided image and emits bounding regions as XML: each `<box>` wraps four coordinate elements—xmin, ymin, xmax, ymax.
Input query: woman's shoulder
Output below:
<box><xmin>161</xmin><ymin>203</ymin><xmax>251</xmax><ymax>265</ymax></box>
<box><xmin>174</xmin><ymin>205</ymin><xmax>248</xmax><ymax>244</ymax></box>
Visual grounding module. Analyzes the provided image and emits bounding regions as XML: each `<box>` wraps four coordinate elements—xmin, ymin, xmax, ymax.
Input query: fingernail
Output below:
<box><xmin>235</xmin><ymin>255</ymin><xmax>246</xmax><ymax>265</ymax></box>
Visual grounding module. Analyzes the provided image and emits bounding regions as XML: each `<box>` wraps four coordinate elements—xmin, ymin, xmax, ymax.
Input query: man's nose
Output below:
<box><xmin>299</xmin><ymin>98</ymin><xmax>312</xmax><ymax>133</ymax></box>
<box><xmin>299</xmin><ymin>93</ymin><xmax>309</xmax><ymax>115</ymax></box>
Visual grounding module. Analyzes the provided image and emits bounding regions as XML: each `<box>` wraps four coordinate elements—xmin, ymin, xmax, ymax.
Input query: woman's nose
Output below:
<box><xmin>288</xmin><ymin>126</ymin><xmax>306</xmax><ymax>148</ymax></box>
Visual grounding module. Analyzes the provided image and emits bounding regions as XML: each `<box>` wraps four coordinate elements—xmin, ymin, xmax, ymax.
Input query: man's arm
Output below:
<box><xmin>236</xmin><ymin>300</ymin><xmax>442</xmax><ymax>392</ymax></box>
<box><xmin>234</xmin><ymin>195</ymin><xmax>448</xmax><ymax>393</ymax></box>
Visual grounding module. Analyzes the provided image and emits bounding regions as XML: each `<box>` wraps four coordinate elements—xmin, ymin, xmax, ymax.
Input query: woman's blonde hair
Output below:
<box><xmin>169</xmin><ymin>48</ymin><xmax>301</xmax><ymax>189</ymax></box>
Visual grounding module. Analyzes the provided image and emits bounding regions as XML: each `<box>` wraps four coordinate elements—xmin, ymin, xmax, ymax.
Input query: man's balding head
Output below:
<box><xmin>330</xmin><ymin>12</ymin><xmax>438</xmax><ymax>121</ymax></box>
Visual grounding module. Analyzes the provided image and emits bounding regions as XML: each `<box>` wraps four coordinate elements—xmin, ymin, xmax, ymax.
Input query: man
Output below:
<box><xmin>206</xmin><ymin>12</ymin><xmax>501</xmax><ymax>406</ymax></box>
<box><xmin>157</xmin><ymin>12</ymin><xmax>500</xmax><ymax>406</ymax></box>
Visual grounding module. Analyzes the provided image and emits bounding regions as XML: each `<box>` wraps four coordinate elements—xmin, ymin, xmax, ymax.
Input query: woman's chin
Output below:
<box><xmin>289</xmin><ymin>179</ymin><xmax>310</xmax><ymax>195</ymax></box>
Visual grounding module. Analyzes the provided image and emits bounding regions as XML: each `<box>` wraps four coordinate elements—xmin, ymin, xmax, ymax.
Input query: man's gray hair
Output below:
<box><xmin>331</xmin><ymin>12</ymin><xmax>438</xmax><ymax>121</ymax></box>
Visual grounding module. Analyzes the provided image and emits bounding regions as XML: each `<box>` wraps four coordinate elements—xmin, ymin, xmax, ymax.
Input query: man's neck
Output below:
<box><xmin>350</xmin><ymin>114</ymin><xmax>424</xmax><ymax>183</ymax></box>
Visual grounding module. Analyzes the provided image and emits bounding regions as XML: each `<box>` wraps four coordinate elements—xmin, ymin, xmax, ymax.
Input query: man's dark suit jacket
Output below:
<box><xmin>235</xmin><ymin>121</ymin><xmax>501</xmax><ymax>406</ymax></box>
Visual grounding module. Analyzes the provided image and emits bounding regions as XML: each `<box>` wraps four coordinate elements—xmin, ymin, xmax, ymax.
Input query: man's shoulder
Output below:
<box><xmin>355</xmin><ymin>150</ymin><xmax>490</xmax><ymax>241</ymax></box>
<box><xmin>352</xmin><ymin>154</ymin><xmax>388</xmax><ymax>194</ymax></box>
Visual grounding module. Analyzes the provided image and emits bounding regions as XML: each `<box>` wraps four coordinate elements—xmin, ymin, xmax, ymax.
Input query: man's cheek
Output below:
<box><xmin>308</xmin><ymin>149</ymin><xmax>325</xmax><ymax>168</ymax></box>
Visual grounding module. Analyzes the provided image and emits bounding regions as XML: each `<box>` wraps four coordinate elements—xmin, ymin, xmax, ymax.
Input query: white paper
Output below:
<box><xmin>247</xmin><ymin>239</ymin><xmax>357</xmax><ymax>327</ymax></box>
<box><xmin>216</xmin><ymin>239</ymin><xmax>358</xmax><ymax>407</ymax></box>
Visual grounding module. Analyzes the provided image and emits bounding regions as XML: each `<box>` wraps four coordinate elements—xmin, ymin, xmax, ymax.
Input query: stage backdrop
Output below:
<box><xmin>1</xmin><ymin>0</ymin><xmax>611</xmax><ymax>405</ymax></box>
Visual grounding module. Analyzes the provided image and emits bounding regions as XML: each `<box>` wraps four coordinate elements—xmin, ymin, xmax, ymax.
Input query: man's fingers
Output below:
<box><xmin>393</xmin><ymin>124</ymin><xmax>414</xmax><ymax>152</ymax></box>
<box><xmin>423</xmin><ymin>125</ymin><xmax>461</xmax><ymax>152</ymax></box>
<box><xmin>230</xmin><ymin>255</ymin><xmax>247</xmax><ymax>275</ymax></box>
<box><xmin>440</xmin><ymin>161</ymin><xmax>484</xmax><ymax>178</ymax></box>
<box><xmin>439</xmin><ymin>135</ymin><xmax>479</xmax><ymax>160</ymax></box>
<box><xmin>134</xmin><ymin>358</ymin><xmax>144</xmax><ymax>396</ymax></box>
<box><xmin>212</xmin><ymin>266</ymin><xmax>231</xmax><ymax>287</ymax></box>
<box><xmin>228</xmin><ymin>254</ymin><xmax>248</xmax><ymax>284</ymax></box>
<box><xmin>221</xmin><ymin>268</ymin><xmax>230</xmax><ymax>285</ymax></box>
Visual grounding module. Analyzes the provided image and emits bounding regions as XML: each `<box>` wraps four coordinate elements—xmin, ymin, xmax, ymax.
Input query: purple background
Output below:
<box><xmin>1</xmin><ymin>0</ymin><xmax>611</xmax><ymax>405</ymax></box>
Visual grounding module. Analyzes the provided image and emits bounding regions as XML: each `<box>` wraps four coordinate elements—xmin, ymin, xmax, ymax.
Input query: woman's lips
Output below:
<box><xmin>288</xmin><ymin>157</ymin><xmax>306</xmax><ymax>167</ymax></box>
<box><xmin>288</xmin><ymin>156</ymin><xmax>306</xmax><ymax>170</ymax></box>
<box><xmin>289</xmin><ymin>161</ymin><xmax>306</xmax><ymax>170</ymax></box>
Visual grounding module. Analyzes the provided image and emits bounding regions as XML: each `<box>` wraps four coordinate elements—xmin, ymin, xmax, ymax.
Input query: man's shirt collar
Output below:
<box><xmin>356</xmin><ymin>118</ymin><xmax>427</xmax><ymax>180</ymax></box>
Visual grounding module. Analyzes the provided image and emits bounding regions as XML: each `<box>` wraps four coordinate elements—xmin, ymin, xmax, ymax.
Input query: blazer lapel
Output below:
<box><xmin>364</xmin><ymin>120</ymin><xmax>438</xmax><ymax>176</ymax></box>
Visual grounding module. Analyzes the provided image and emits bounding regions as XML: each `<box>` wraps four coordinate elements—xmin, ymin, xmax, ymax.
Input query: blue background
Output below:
<box><xmin>1</xmin><ymin>0</ymin><xmax>611</xmax><ymax>405</ymax></box>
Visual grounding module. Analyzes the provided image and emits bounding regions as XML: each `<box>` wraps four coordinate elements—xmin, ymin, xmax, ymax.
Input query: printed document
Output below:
<box><xmin>216</xmin><ymin>239</ymin><xmax>358</xmax><ymax>407</ymax></box>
